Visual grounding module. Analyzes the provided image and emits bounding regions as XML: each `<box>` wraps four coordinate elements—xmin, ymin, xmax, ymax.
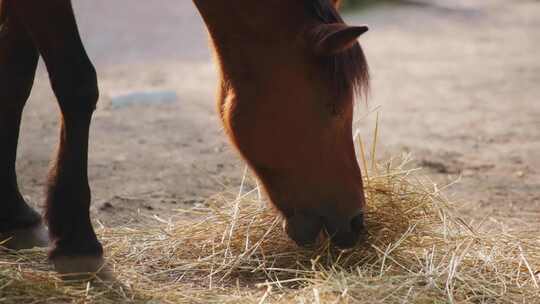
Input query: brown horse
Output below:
<box><xmin>0</xmin><ymin>0</ymin><xmax>369</xmax><ymax>276</ymax></box>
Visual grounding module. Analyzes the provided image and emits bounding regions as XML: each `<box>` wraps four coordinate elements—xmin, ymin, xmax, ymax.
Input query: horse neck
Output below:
<box><xmin>193</xmin><ymin>0</ymin><xmax>309</xmax><ymax>42</ymax></box>
<box><xmin>193</xmin><ymin>1</ymin><xmax>309</xmax><ymax>82</ymax></box>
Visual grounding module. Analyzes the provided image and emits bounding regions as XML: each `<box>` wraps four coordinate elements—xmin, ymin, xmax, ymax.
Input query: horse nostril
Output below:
<box><xmin>323</xmin><ymin>212</ymin><xmax>366</xmax><ymax>249</ymax></box>
<box><xmin>350</xmin><ymin>213</ymin><xmax>365</xmax><ymax>232</ymax></box>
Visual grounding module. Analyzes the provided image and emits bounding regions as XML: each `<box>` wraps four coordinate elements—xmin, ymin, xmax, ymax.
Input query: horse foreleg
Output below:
<box><xmin>12</xmin><ymin>0</ymin><xmax>106</xmax><ymax>278</ymax></box>
<box><xmin>0</xmin><ymin>2</ymin><xmax>48</xmax><ymax>249</ymax></box>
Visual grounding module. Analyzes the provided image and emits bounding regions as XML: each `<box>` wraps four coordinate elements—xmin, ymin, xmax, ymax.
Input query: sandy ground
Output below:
<box><xmin>16</xmin><ymin>0</ymin><xmax>539</xmax><ymax>230</ymax></box>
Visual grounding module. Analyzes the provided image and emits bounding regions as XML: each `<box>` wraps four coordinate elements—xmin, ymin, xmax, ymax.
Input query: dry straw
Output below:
<box><xmin>1</xmin><ymin>156</ymin><xmax>539</xmax><ymax>303</ymax></box>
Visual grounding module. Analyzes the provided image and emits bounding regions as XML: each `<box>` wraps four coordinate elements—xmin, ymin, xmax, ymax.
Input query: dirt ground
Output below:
<box><xmin>17</xmin><ymin>0</ymin><xmax>539</xmax><ymax>231</ymax></box>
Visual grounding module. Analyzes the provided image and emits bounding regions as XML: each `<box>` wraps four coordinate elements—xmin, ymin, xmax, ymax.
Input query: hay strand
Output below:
<box><xmin>1</xmin><ymin>156</ymin><xmax>539</xmax><ymax>303</ymax></box>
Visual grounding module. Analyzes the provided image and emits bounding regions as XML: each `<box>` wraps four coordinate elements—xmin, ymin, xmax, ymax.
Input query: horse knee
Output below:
<box><xmin>50</xmin><ymin>62</ymin><xmax>99</xmax><ymax>115</ymax></box>
<box><xmin>0</xmin><ymin>13</ymin><xmax>39</xmax><ymax>110</ymax></box>
<box><xmin>0</xmin><ymin>55</ymin><xmax>38</xmax><ymax>112</ymax></box>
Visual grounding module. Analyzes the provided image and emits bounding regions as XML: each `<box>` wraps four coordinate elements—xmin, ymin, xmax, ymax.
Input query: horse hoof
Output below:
<box><xmin>0</xmin><ymin>224</ymin><xmax>49</xmax><ymax>250</ymax></box>
<box><xmin>52</xmin><ymin>255</ymin><xmax>113</xmax><ymax>281</ymax></box>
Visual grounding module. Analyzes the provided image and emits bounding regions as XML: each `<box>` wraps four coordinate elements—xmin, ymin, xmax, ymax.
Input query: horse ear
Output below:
<box><xmin>310</xmin><ymin>24</ymin><xmax>369</xmax><ymax>56</ymax></box>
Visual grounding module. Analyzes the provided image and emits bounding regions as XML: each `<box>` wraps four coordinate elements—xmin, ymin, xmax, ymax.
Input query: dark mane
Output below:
<box><xmin>0</xmin><ymin>1</ymin><xmax>7</xmax><ymax>28</ymax></box>
<box><xmin>306</xmin><ymin>0</ymin><xmax>370</xmax><ymax>101</ymax></box>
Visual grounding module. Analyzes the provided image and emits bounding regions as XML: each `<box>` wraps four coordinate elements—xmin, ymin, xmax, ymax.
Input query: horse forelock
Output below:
<box><xmin>307</xmin><ymin>0</ymin><xmax>370</xmax><ymax>102</ymax></box>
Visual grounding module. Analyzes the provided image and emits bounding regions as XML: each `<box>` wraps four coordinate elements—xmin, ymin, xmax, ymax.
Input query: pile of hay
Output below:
<box><xmin>1</xmin><ymin>156</ymin><xmax>539</xmax><ymax>303</ymax></box>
